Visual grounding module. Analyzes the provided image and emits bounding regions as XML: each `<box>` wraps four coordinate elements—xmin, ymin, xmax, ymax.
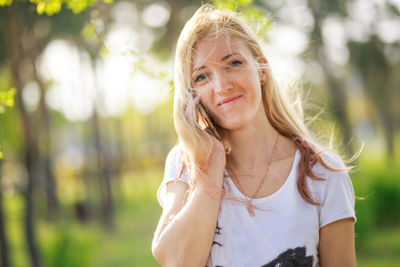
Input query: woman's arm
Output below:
<box><xmin>319</xmin><ymin>217</ymin><xmax>356</xmax><ymax>267</ymax></box>
<box><xmin>152</xmin><ymin>139</ymin><xmax>226</xmax><ymax>267</ymax></box>
<box><xmin>152</xmin><ymin>182</ymin><xmax>221</xmax><ymax>266</ymax></box>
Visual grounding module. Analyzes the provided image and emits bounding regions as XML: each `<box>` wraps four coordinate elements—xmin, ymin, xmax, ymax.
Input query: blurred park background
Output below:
<box><xmin>0</xmin><ymin>0</ymin><xmax>399</xmax><ymax>266</ymax></box>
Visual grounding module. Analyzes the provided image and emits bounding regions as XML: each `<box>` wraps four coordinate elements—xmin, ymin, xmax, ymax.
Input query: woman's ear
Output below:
<box><xmin>258</xmin><ymin>57</ymin><xmax>268</xmax><ymax>85</ymax></box>
<box><xmin>258</xmin><ymin>56</ymin><xmax>268</xmax><ymax>65</ymax></box>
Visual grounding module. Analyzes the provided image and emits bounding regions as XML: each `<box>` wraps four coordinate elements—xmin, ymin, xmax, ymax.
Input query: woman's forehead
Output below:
<box><xmin>192</xmin><ymin>33</ymin><xmax>252</xmax><ymax>66</ymax></box>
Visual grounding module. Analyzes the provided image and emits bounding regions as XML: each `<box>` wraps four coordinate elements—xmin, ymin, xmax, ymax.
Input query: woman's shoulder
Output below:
<box><xmin>164</xmin><ymin>143</ymin><xmax>189</xmax><ymax>181</ymax></box>
<box><xmin>308</xmin><ymin>149</ymin><xmax>356</xmax><ymax>226</ymax></box>
<box><xmin>307</xmin><ymin>149</ymin><xmax>354</xmax><ymax>200</ymax></box>
<box><xmin>165</xmin><ymin>143</ymin><xmax>183</xmax><ymax>165</ymax></box>
<box><xmin>319</xmin><ymin>149</ymin><xmax>347</xmax><ymax>169</ymax></box>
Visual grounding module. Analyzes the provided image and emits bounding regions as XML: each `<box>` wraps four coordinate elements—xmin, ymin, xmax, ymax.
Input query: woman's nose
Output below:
<box><xmin>213</xmin><ymin>72</ymin><xmax>232</xmax><ymax>93</ymax></box>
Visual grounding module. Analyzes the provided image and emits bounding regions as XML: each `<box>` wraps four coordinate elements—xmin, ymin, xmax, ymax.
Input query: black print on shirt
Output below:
<box><xmin>262</xmin><ymin>246</ymin><xmax>313</xmax><ymax>267</ymax></box>
<box><xmin>212</xmin><ymin>225</ymin><xmax>223</xmax><ymax>247</ymax></box>
<box><xmin>206</xmin><ymin>222</ymin><xmax>224</xmax><ymax>267</ymax></box>
<box><xmin>212</xmin><ymin>241</ymin><xmax>223</xmax><ymax>247</ymax></box>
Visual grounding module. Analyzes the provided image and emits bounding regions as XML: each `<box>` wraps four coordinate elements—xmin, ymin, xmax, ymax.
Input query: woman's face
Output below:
<box><xmin>191</xmin><ymin>33</ymin><xmax>265</xmax><ymax>130</ymax></box>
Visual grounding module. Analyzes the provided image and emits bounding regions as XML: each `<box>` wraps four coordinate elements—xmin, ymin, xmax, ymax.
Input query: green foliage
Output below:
<box><xmin>43</xmin><ymin>225</ymin><xmax>96</xmax><ymax>267</ymax></box>
<box><xmin>38</xmin><ymin>169</ymin><xmax>161</xmax><ymax>267</ymax></box>
<box><xmin>129</xmin><ymin>55</ymin><xmax>174</xmax><ymax>86</ymax></box>
<box><xmin>0</xmin><ymin>0</ymin><xmax>12</xmax><ymax>6</ymax></box>
<box><xmin>99</xmin><ymin>45</ymin><xmax>109</xmax><ymax>57</ymax></box>
<box><xmin>81</xmin><ymin>21</ymin><xmax>109</xmax><ymax>56</ymax></box>
<box><xmin>356</xmin><ymin>226</ymin><xmax>400</xmax><ymax>266</ymax></box>
<box><xmin>29</xmin><ymin>0</ymin><xmax>63</xmax><ymax>15</ymax></box>
<box><xmin>66</xmin><ymin>0</ymin><xmax>98</xmax><ymax>15</ymax></box>
<box><xmin>0</xmin><ymin>87</ymin><xmax>15</xmax><ymax>159</ymax></box>
<box><xmin>0</xmin><ymin>87</ymin><xmax>15</xmax><ymax>113</ymax></box>
<box><xmin>0</xmin><ymin>0</ymin><xmax>113</xmax><ymax>15</ymax></box>
<box><xmin>352</xmin><ymin>155</ymin><xmax>400</xmax><ymax>236</ymax></box>
<box><xmin>81</xmin><ymin>22</ymin><xmax>97</xmax><ymax>39</ymax></box>
<box><xmin>372</xmin><ymin>178</ymin><xmax>400</xmax><ymax>226</ymax></box>
<box><xmin>213</xmin><ymin>0</ymin><xmax>272</xmax><ymax>39</ymax></box>
<box><xmin>213</xmin><ymin>0</ymin><xmax>237</xmax><ymax>10</ymax></box>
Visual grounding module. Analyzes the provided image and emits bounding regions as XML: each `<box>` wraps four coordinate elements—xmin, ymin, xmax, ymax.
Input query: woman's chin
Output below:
<box><xmin>218</xmin><ymin>118</ymin><xmax>248</xmax><ymax>131</ymax></box>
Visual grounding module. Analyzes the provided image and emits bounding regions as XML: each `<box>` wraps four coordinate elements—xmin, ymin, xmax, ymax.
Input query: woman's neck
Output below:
<box><xmin>226</xmin><ymin>111</ymin><xmax>279</xmax><ymax>172</ymax></box>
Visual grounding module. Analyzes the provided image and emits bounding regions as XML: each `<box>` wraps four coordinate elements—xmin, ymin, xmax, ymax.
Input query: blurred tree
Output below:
<box><xmin>322</xmin><ymin>0</ymin><xmax>400</xmax><ymax>160</ymax></box>
<box><xmin>258</xmin><ymin>0</ymin><xmax>399</xmax><ymax>159</ymax></box>
<box><xmin>305</xmin><ymin>0</ymin><xmax>354</xmax><ymax>156</ymax></box>
<box><xmin>5</xmin><ymin>6</ymin><xmax>43</xmax><ymax>266</ymax></box>
<box><xmin>0</xmin><ymin>161</ymin><xmax>11</xmax><ymax>267</ymax></box>
<box><xmin>79</xmin><ymin>4</ymin><xmax>116</xmax><ymax>227</ymax></box>
<box><xmin>26</xmin><ymin>24</ymin><xmax>59</xmax><ymax>218</ymax></box>
<box><xmin>0</xmin><ymin>88</ymin><xmax>15</xmax><ymax>267</ymax></box>
<box><xmin>0</xmin><ymin>0</ymin><xmax>113</xmax><ymax>266</ymax></box>
<box><xmin>349</xmin><ymin>37</ymin><xmax>399</xmax><ymax>161</ymax></box>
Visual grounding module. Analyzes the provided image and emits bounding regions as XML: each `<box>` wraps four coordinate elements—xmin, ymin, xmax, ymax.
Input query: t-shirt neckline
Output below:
<box><xmin>224</xmin><ymin>149</ymin><xmax>300</xmax><ymax>203</ymax></box>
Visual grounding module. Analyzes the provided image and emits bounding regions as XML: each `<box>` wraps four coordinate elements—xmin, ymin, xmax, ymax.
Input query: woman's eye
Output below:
<box><xmin>194</xmin><ymin>73</ymin><xmax>207</xmax><ymax>83</ymax></box>
<box><xmin>230</xmin><ymin>59</ymin><xmax>243</xmax><ymax>67</ymax></box>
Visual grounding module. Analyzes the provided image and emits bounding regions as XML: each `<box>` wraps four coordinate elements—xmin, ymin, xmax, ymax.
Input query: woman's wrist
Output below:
<box><xmin>192</xmin><ymin>182</ymin><xmax>224</xmax><ymax>202</ymax></box>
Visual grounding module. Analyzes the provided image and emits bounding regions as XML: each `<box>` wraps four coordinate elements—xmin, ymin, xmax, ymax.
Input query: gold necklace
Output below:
<box><xmin>227</xmin><ymin>132</ymin><xmax>279</xmax><ymax>216</ymax></box>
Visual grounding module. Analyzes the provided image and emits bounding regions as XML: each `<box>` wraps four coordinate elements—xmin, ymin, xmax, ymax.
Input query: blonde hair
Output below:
<box><xmin>173</xmin><ymin>4</ymin><xmax>349</xmax><ymax>205</ymax></box>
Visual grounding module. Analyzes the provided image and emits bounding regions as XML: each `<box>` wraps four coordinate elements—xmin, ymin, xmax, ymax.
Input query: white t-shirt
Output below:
<box><xmin>157</xmin><ymin>145</ymin><xmax>356</xmax><ymax>267</ymax></box>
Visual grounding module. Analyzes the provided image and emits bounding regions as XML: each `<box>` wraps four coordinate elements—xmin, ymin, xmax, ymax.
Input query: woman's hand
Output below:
<box><xmin>195</xmin><ymin>134</ymin><xmax>227</xmax><ymax>190</ymax></box>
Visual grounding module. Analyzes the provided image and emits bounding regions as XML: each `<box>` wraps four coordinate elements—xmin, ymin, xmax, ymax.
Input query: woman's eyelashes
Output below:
<box><xmin>194</xmin><ymin>73</ymin><xmax>208</xmax><ymax>83</ymax></box>
<box><xmin>229</xmin><ymin>59</ymin><xmax>243</xmax><ymax>67</ymax></box>
<box><xmin>193</xmin><ymin>58</ymin><xmax>244</xmax><ymax>84</ymax></box>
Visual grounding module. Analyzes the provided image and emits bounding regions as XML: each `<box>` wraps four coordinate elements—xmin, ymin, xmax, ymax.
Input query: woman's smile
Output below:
<box><xmin>217</xmin><ymin>95</ymin><xmax>242</xmax><ymax>109</ymax></box>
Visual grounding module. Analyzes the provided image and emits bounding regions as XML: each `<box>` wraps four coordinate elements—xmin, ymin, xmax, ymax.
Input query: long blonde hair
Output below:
<box><xmin>173</xmin><ymin>4</ymin><xmax>349</xmax><ymax>205</ymax></box>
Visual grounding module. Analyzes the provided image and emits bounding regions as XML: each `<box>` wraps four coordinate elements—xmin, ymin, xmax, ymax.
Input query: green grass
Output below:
<box><xmin>2</xmin><ymin>153</ymin><xmax>400</xmax><ymax>267</ymax></box>
<box><xmin>4</xmin><ymin>193</ymin><xmax>29</xmax><ymax>267</ymax></box>
<box><xmin>352</xmin><ymin>152</ymin><xmax>400</xmax><ymax>266</ymax></box>
<box><xmin>88</xmin><ymin>196</ymin><xmax>161</xmax><ymax>267</ymax></box>
<box><xmin>3</xmin><ymin>169</ymin><xmax>163</xmax><ymax>267</ymax></box>
<box><xmin>356</xmin><ymin>226</ymin><xmax>400</xmax><ymax>267</ymax></box>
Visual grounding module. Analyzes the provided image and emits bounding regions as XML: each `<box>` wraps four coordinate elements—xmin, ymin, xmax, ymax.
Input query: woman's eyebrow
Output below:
<box><xmin>192</xmin><ymin>66</ymin><xmax>205</xmax><ymax>73</ymax></box>
<box><xmin>193</xmin><ymin>53</ymin><xmax>240</xmax><ymax>74</ymax></box>
<box><xmin>221</xmin><ymin>53</ymin><xmax>238</xmax><ymax>61</ymax></box>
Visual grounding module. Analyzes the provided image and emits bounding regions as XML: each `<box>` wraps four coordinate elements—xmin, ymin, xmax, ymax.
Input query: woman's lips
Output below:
<box><xmin>218</xmin><ymin>95</ymin><xmax>242</xmax><ymax>108</ymax></box>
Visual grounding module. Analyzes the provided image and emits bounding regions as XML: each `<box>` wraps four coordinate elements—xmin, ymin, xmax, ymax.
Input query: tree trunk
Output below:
<box><xmin>361</xmin><ymin>37</ymin><xmax>396</xmax><ymax>162</ymax></box>
<box><xmin>382</xmin><ymin>113</ymin><xmax>395</xmax><ymax>160</ymax></box>
<box><xmin>0</xmin><ymin>160</ymin><xmax>12</xmax><ymax>267</ymax></box>
<box><xmin>164</xmin><ymin>0</ymin><xmax>182</xmax><ymax>51</ymax></box>
<box><xmin>318</xmin><ymin>54</ymin><xmax>354</xmax><ymax>156</ymax></box>
<box><xmin>108</xmin><ymin>118</ymin><xmax>123</xmax><ymax>203</ymax></box>
<box><xmin>6</xmin><ymin>5</ymin><xmax>42</xmax><ymax>267</ymax></box>
<box><xmin>379</xmin><ymin>87</ymin><xmax>396</xmax><ymax>162</ymax></box>
<box><xmin>31</xmin><ymin>50</ymin><xmax>59</xmax><ymax>217</ymax></box>
<box><xmin>308</xmin><ymin>0</ymin><xmax>354</xmax><ymax>156</ymax></box>
<box><xmin>92</xmin><ymin>111</ymin><xmax>114</xmax><ymax>227</ymax></box>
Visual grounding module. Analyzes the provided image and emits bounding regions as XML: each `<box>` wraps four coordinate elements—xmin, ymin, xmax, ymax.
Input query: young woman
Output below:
<box><xmin>152</xmin><ymin>4</ymin><xmax>356</xmax><ymax>267</ymax></box>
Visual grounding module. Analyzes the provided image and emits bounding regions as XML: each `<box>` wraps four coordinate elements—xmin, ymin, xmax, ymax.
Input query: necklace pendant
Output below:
<box><xmin>247</xmin><ymin>204</ymin><xmax>255</xmax><ymax>216</ymax></box>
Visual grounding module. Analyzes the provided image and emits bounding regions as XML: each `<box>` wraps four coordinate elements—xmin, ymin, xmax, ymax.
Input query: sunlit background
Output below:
<box><xmin>0</xmin><ymin>0</ymin><xmax>399</xmax><ymax>266</ymax></box>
